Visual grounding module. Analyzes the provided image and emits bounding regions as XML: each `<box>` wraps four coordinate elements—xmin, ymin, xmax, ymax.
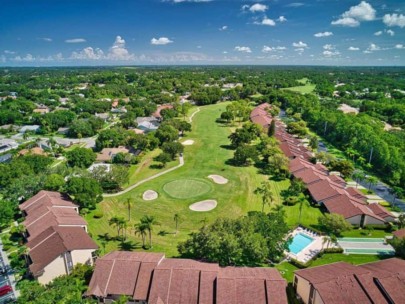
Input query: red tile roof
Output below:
<box><xmin>306</xmin><ymin>179</ymin><xmax>344</xmax><ymax>203</ymax></box>
<box><xmin>250</xmin><ymin>103</ymin><xmax>272</xmax><ymax>129</ymax></box>
<box><xmin>367</xmin><ymin>203</ymin><xmax>394</xmax><ymax>220</ymax></box>
<box><xmin>393</xmin><ymin>228</ymin><xmax>405</xmax><ymax>239</ymax></box>
<box><xmin>295</xmin><ymin>258</ymin><xmax>405</xmax><ymax>304</ymax></box>
<box><xmin>86</xmin><ymin>252</ymin><xmax>288</xmax><ymax>304</ymax></box>
<box><xmin>152</xmin><ymin>104</ymin><xmax>174</xmax><ymax>119</ymax></box>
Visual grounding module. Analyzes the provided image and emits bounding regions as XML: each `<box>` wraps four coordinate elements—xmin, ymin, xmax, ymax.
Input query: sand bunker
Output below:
<box><xmin>208</xmin><ymin>174</ymin><xmax>228</xmax><ymax>185</ymax></box>
<box><xmin>182</xmin><ymin>140</ymin><xmax>194</xmax><ymax>146</ymax></box>
<box><xmin>143</xmin><ymin>190</ymin><xmax>158</xmax><ymax>201</ymax></box>
<box><xmin>189</xmin><ymin>200</ymin><xmax>217</xmax><ymax>212</ymax></box>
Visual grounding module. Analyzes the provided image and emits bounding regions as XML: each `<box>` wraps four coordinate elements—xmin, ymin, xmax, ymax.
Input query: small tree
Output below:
<box><xmin>267</xmin><ymin>120</ymin><xmax>276</xmax><ymax>137</ymax></box>
<box><xmin>318</xmin><ymin>213</ymin><xmax>351</xmax><ymax>236</ymax></box>
<box><xmin>155</xmin><ymin>152</ymin><xmax>172</xmax><ymax>168</ymax></box>
<box><xmin>140</xmin><ymin>215</ymin><xmax>160</xmax><ymax>248</ymax></box>
<box><xmin>254</xmin><ymin>181</ymin><xmax>274</xmax><ymax>212</ymax></box>
<box><xmin>352</xmin><ymin>170</ymin><xmax>365</xmax><ymax>189</ymax></box>
<box><xmin>365</xmin><ymin>176</ymin><xmax>378</xmax><ymax>191</ymax></box>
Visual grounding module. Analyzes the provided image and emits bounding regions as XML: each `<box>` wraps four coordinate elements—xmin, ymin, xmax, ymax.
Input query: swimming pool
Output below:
<box><xmin>288</xmin><ymin>233</ymin><xmax>314</xmax><ymax>254</ymax></box>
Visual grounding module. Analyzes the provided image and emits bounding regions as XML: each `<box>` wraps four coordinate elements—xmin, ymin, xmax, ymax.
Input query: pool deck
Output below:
<box><xmin>286</xmin><ymin>228</ymin><xmax>331</xmax><ymax>263</ymax></box>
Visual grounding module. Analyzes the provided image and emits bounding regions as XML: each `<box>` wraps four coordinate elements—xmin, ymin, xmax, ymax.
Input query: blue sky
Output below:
<box><xmin>1</xmin><ymin>0</ymin><xmax>405</xmax><ymax>66</ymax></box>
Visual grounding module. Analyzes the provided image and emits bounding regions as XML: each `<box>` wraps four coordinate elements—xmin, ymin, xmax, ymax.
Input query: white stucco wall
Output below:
<box><xmin>71</xmin><ymin>249</ymin><xmax>95</xmax><ymax>266</ymax></box>
<box><xmin>37</xmin><ymin>255</ymin><xmax>67</xmax><ymax>285</ymax></box>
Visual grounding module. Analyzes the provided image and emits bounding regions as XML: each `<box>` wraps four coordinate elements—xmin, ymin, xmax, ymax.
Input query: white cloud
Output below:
<box><xmin>292</xmin><ymin>41</ymin><xmax>308</xmax><ymax>48</ymax></box>
<box><xmin>65</xmin><ymin>38</ymin><xmax>86</xmax><ymax>43</ymax></box>
<box><xmin>386</xmin><ymin>29</ymin><xmax>395</xmax><ymax>36</ymax></box>
<box><xmin>4</xmin><ymin>50</ymin><xmax>15</xmax><ymax>54</ymax></box>
<box><xmin>342</xmin><ymin>1</ymin><xmax>376</xmax><ymax>21</ymax></box>
<box><xmin>262</xmin><ymin>46</ymin><xmax>274</xmax><ymax>53</ymax></box>
<box><xmin>374</xmin><ymin>31</ymin><xmax>383</xmax><ymax>36</ymax></box>
<box><xmin>286</xmin><ymin>3</ymin><xmax>304</xmax><ymax>8</ymax></box>
<box><xmin>294</xmin><ymin>48</ymin><xmax>305</xmax><ymax>53</ymax></box>
<box><xmin>395</xmin><ymin>44</ymin><xmax>404</xmax><ymax>49</ymax></box>
<box><xmin>323</xmin><ymin>50</ymin><xmax>340</xmax><ymax>57</ymax></box>
<box><xmin>70</xmin><ymin>35</ymin><xmax>134</xmax><ymax>61</ymax></box>
<box><xmin>348</xmin><ymin>46</ymin><xmax>360</xmax><ymax>51</ymax></box>
<box><xmin>244</xmin><ymin>3</ymin><xmax>268</xmax><ymax>13</ymax></box>
<box><xmin>277</xmin><ymin>16</ymin><xmax>287</xmax><ymax>22</ymax></box>
<box><xmin>365</xmin><ymin>43</ymin><xmax>381</xmax><ymax>52</ymax></box>
<box><xmin>332</xmin><ymin>1</ymin><xmax>376</xmax><ymax>27</ymax></box>
<box><xmin>234</xmin><ymin>46</ymin><xmax>252</xmax><ymax>53</ymax></box>
<box><xmin>13</xmin><ymin>54</ymin><xmax>35</xmax><ymax>62</ymax></box>
<box><xmin>314</xmin><ymin>31</ymin><xmax>333</xmax><ymax>38</ymax></box>
<box><xmin>383</xmin><ymin>14</ymin><xmax>405</xmax><ymax>28</ymax></box>
<box><xmin>71</xmin><ymin>47</ymin><xmax>105</xmax><ymax>60</ymax></box>
<box><xmin>259</xmin><ymin>17</ymin><xmax>276</xmax><ymax>26</ymax></box>
<box><xmin>151</xmin><ymin>37</ymin><xmax>173</xmax><ymax>45</ymax></box>
<box><xmin>219</xmin><ymin>25</ymin><xmax>228</xmax><ymax>31</ymax></box>
<box><xmin>331</xmin><ymin>17</ymin><xmax>360</xmax><ymax>27</ymax></box>
<box><xmin>40</xmin><ymin>37</ymin><xmax>52</xmax><ymax>42</ymax></box>
<box><xmin>323</xmin><ymin>44</ymin><xmax>334</xmax><ymax>50</ymax></box>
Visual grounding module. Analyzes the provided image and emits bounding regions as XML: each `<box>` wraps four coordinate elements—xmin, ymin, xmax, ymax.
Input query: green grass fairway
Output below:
<box><xmin>282</xmin><ymin>78</ymin><xmax>316</xmax><ymax>94</ymax></box>
<box><xmin>86</xmin><ymin>102</ymin><xmax>290</xmax><ymax>257</ymax></box>
<box><xmin>163</xmin><ymin>179</ymin><xmax>212</xmax><ymax>199</ymax></box>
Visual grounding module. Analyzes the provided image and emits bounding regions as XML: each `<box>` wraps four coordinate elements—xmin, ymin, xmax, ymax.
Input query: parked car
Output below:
<box><xmin>0</xmin><ymin>285</ymin><xmax>12</xmax><ymax>296</ymax></box>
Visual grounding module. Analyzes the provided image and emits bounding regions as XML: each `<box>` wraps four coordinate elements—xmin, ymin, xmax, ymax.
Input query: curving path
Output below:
<box><xmin>104</xmin><ymin>155</ymin><xmax>184</xmax><ymax>197</ymax></box>
<box><xmin>103</xmin><ymin>107</ymin><xmax>200</xmax><ymax>198</ymax></box>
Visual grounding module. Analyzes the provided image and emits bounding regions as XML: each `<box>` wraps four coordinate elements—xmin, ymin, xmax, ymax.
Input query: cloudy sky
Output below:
<box><xmin>1</xmin><ymin>0</ymin><xmax>405</xmax><ymax>66</ymax></box>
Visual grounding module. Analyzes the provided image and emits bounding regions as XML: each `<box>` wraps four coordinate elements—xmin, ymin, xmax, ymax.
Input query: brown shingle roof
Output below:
<box><xmin>295</xmin><ymin>258</ymin><xmax>405</xmax><ymax>304</ymax></box>
<box><xmin>307</xmin><ymin>179</ymin><xmax>344</xmax><ymax>203</ymax></box>
<box><xmin>96</xmin><ymin>146</ymin><xmax>129</xmax><ymax>162</ymax></box>
<box><xmin>19</xmin><ymin>190</ymin><xmax>78</xmax><ymax>213</ymax></box>
<box><xmin>250</xmin><ymin>103</ymin><xmax>272</xmax><ymax>128</ymax></box>
<box><xmin>86</xmin><ymin>252</ymin><xmax>287</xmax><ymax>304</ymax></box>
<box><xmin>367</xmin><ymin>203</ymin><xmax>394</xmax><ymax>220</ymax></box>
<box><xmin>27</xmin><ymin>226</ymin><xmax>97</xmax><ymax>276</ymax></box>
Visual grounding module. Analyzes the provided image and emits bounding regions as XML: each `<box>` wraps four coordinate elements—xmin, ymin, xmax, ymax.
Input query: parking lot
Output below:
<box><xmin>0</xmin><ymin>239</ymin><xmax>16</xmax><ymax>303</ymax></box>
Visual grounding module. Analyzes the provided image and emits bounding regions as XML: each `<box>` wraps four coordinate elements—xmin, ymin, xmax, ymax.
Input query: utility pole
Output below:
<box><xmin>323</xmin><ymin>121</ymin><xmax>328</xmax><ymax>136</ymax></box>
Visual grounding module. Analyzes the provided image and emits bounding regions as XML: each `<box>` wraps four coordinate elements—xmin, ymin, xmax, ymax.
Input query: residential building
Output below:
<box><xmin>293</xmin><ymin>258</ymin><xmax>405</xmax><ymax>304</ymax></box>
<box><xmin>152</xmin><ymin>104</ymin><xmax>173</xmax><ymax>121</ymax></box>
<box><xmin>19</xmin><ymin>191</ymin><xmax>97</xmax><ymax>284</ymax></box>
<box><xmin>136</xmin><ymin>117</ymin><xmax>160</xmax><ymax>133</ymax></box>
<box><xmin>96</xmin><ymin>146</ymin><xmax>130</xmax><ymax>162</ymax></box>
<box><xmin>19</xmin><ymin>125</ymin><xmax>40</xmax><ymax>134</ymax></box>
<box><xmin>18</xmin><ymin>147</ymin><xmax>47</xmax><ymax>156</ymax></box>
<box><xmin>86</xmin><ymin>251</ymin><xmax>288</xmax><ymax>304</ymax></box>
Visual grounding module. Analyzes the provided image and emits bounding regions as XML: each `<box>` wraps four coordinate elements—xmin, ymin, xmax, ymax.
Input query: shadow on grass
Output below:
<box><xmin>219</xmin><ymin>144</ymin><xmax>234</xmax><ymax>150</ymax></box>
<box><xmin>158</xmin><ymin>230</ymin><xmax>175</xmax><ymax>236</ymax></box>
<box><xmin>118</xmin><ymin>240</ymin><xmax>141</xmax><ymax>251</ymax></box>
<box><xmin>150</xmin><ymin>164</ymin><xmax>164</xmax><ymax>169</ymax></box>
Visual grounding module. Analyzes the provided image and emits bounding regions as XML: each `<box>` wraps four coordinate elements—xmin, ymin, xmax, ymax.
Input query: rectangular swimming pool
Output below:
<box><xmin>288</xmin><ymin>233</ymin><xmax>314</xmax><ymax>255</ymax></box>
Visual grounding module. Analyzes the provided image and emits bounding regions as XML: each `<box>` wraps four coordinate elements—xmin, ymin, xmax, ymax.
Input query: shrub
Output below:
<box><xmin>322</xmin><ymin>247</ymin><xmax>343</xmax><ymax>254</ymax></box>
<box><xmin>93</xmin><ymin>211</ymin><xmax>104</xmax><ymax>219</ymax></box>
<box><xmin>289</xmin><ymin>258</ymin><xmax>311</xmax><ymax>269</ymax></box>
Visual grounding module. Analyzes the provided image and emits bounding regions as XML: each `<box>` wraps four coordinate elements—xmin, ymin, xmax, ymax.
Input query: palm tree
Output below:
<box><xmin>254</xmin><ymin>181</ymin><xmax>274</xmax><ymax>212</ymax></box>
<box><xmin>140</xmin><ymin>215</ymin><xmax>160</xmax><ymax>248</ymax></box>
<box><xmin>134</xmin><ymin>223</ymin><xmax>148</xmax><ymax>248</ymax></box>
<box><xmin>352</xmin><ymin>170</ymin><xmax>365</xmax><ymax>189</ymax></box>
<box><xmin>173</xmin><ymin>213</ymin><xmax>181</xmax><ymax>235</ymax></box>
<box><xmin>109</xmin><ymin>216</ymin><xmax>126</xmax><ymax>239</ymax></box>
<box><xmin>366</xmin><ymin>176</ymin><xmax>378</xmax><ymax>191</ymax></box>
<box><xmin>124</xmin><ymin>198</ymin><xmax>133</xmax><ymax>222</ymax></box>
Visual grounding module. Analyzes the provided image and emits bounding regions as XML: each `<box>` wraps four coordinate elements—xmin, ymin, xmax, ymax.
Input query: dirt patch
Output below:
<box><xmin>143</xmin><ymin>190</ymin><xmax>158</xmax><ymax>201</ymax></box>
<box><xmin>181</xmin><ymin>139</ymin><xmax>194</xmax><ymax>146</ymax></box>
<box><xmin>189</xmin><ymin>200</ymin><xmax>217</xmax><ymax>212</ymax></box>
<box><xmin>208</xmin><ymin>174</ymin><xmax>228</xmax><ymax>185</ymax></box>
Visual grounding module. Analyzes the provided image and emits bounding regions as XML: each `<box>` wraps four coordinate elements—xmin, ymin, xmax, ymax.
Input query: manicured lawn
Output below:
<box><xmin>123</xmin><ymin>149</ymin><xmax>178</xmax><ymax>188</ymax></box>
<box><xmin>341</xmin><ymin>229</ymin><xmax>391</xmax><ymax>238</ymax></box>
<box><xmin>163</xmin><ymin>178</ymin><xmax>212</xmax><ymax>199</ymax></box>
<box><xmin>282</xmin><ymin>78</ymin><xmax>316</xmax><ymax>94</ymax></box>
<box><xmin>86</xmin><ymin>102</ymin><xmax>290</xmax><ymax>257</ymax></box>
<box><xmin>276</xmin><ymin>253</ymin><xmax>386</xmax><ymax>283</ymax></box>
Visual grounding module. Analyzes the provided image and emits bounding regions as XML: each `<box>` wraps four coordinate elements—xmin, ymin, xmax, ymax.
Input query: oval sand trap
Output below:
<box><xmin>182</xmin><ymin>140</ymin><xmax>194</xmax><ymax>146</ymax></box>
<box><xmin>189</xmin><ymin>200</ymin><xmax>217</xmax><ymax>212</ymax></box>
<box><xmin>208</xmin><ymin>174</ymin><xmax>228</xmax><ymax>185</ymax></box>
<box><xmin>143</xmin><ymin>190</ymin><xmax>158</xmax><ymax>201</ymax></box>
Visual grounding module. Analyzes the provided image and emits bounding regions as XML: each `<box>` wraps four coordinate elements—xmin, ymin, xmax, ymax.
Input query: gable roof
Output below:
<box><xmin>19</xmin><ymin>190</ymin><xmax>78</xmax><ymax>213</ymax></box>
<box><xmin>28</xmin><ymin>226</ymin><xmax>98</xmax><ymax>276</ymax></box>
<box><xmin>295</xmin><ymin>258</ymin><xmax>405</xmax><ymax>304</ymax></box>
<box><xmin>86</xmin><ymin>251</ymin><xmax>288</xmax><ymax>304</ymax></box>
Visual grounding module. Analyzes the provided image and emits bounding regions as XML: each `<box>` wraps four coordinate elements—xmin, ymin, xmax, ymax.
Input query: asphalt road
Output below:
<box><xmin>0</xmin><ymin>238</ymin><xmax>17</xmax><ymax>303</ymax></box>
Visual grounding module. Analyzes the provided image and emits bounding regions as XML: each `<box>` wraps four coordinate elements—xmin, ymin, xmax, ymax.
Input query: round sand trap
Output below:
<box><xmin>143</xmin><ymin>190</ymin><xmax>158</xmax><ymax>201</ymax></box>
<box><xmin>208</xmin><ymin>174</ymin><xmax>228</xmax><ymax>185</ymax></box>
<box><xmin>182</xmin><ymin>140</ymin><xmax>194</xmax><ymax>146</ymax></box>
<box><xmin>189</xmin><ymin>200</ymin><xmax>217</xmax><ymax>212</ymax></box>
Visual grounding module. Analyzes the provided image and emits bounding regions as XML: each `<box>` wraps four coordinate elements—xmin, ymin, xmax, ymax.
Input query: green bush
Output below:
<box><xmin>2</xmin><ymin>244</ymin><xmax>11</xmax><ymax>251</ymax></box>
<box><xmin>289</xmin><ymin>258</ymin><xmax>311</xmax><ymax>269</ymax></box>
<box><xmin>93</xmin><ymin>211</ymin><xmax>104</xmax><ymax>219</ymax></box>
<box><xmin>322</xmin><ymin>247</ymin><xmax>343</xmax><ymax>254</ymax></box>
